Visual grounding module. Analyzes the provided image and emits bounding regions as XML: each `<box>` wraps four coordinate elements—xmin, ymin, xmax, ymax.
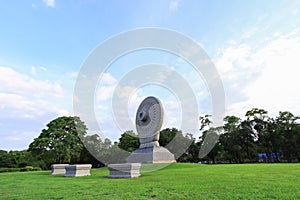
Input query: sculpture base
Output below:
<box><xmin>108</xmin><ymin>163</ymin><xmax>141</xmax><ymax>178</ymax></box>
<box><xmin>64</xmin><ymin>164</ymin><xmax>92</xmax><ymax>177</ymax></box>
<box><xmin>51</xmin><ymin>164</ymin><xmax>69</xmax><ymax>175</ymax></box>
<box><xmin>127</xmin><ymin>146</ymin><xmax>176</xmax><ymax>163</ymax></box>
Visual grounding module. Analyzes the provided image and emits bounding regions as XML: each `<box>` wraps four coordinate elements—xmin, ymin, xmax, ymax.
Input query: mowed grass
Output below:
<box><xmin>0</xmin><ymin>163</ymin><xmax>300</xmax><ymax>199</ymax></box>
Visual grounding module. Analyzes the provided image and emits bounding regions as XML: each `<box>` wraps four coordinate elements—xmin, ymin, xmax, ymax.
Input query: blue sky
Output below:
<box><xmin>1</xmin><ymin>0</ymin><xmax>300</xmax><ymax>150</ymax></box>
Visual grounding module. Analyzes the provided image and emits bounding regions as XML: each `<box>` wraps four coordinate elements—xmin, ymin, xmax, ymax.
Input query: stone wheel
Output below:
<box><xmin>136</xmin><ymin>96</ymin><xmax>163</xmax><ymax>139</ymax></box>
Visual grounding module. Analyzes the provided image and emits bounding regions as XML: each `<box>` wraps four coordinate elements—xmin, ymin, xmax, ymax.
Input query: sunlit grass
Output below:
<box><xmin>0</xmin><ymin>163</ymin><xmax>300</xmax><ymax>199</ymax></box>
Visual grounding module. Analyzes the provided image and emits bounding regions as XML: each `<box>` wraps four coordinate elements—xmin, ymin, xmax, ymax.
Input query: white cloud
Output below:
<box><xmin>0</xmin><ymin>93</ymin><xmax>34</xmax><ymax>116</ymax></box>
<box><xmin>163</xmin><ymin>100</ymin><xmax>182</xmax><ymax>128</ymax></box>
<box><xmin>65</xmin><ymin>71</ymin><xmax>78</xmax><ymax>78</ymax></box>
<box><xmin>31</xmin><ymin>66</ymin><xmax>36</xmax><ymax>75</ymax></box>
<box><xmin>31</xmin><ymin>66</ymin><xmax>47</xmax><ymax>76</ymax></box>
<box><xmin>96</xmin><ymin>85</ymin><xmax>116</xmax><ymax>101</ymax></box>
<box><xmin>0</xmin><ymin>66</ymin><xmax>73</xmax><ymax>149</ymax></box>
<box><xmin>43</xmin><ymin>0</ymin><xmax>55</xmax><ymax>8</ymax></box>
<box><xmin>96</xmin><ymin>73</ymin><xmax>118</xmax><ymax>101</ymax></box>
<box><xmin>241</xmin><ymin>27</ymin><xmax>259</xmax><ymax>39</ymax></box>
<box><xmin>245</xmin><ymin>32</ymin><xmax>300</xmax><ymax>116</ymax></box>
<box><xmin>39</xmin><ymin>66</ymin><xmax>47</xmax><ymax>71</ymax></box>
<box><xmin>216</xmin><ymin>28</ymin><xmax>300</xmax><ymax>118</ymax></box>
<box><xmin>100</xmin><ymin>72</ymin><xmax>117</xmax><ymax>85</ymax></box>
<box><xmin>0</xmin><ymin>66</ymin><xmax>64</xmax><ymax>98</ymax></box>
<box><xmin>169</xmin><ymin>0</ymin><xmax>180</xmax><ymax>12</ymax></box>
<box><xmin>215</xmin><ymin>42</ymin><xmax>261</xmax><ymax>75</ymax></box>
<box><xmin>97</xmin><ymin>104</ymin><xmax>108</xmax><ymax>111</ymax></box>
<box><xmin>0</xmin><ymin>66</ymin><xmax>67</xmax><ymax>118</ymax></box>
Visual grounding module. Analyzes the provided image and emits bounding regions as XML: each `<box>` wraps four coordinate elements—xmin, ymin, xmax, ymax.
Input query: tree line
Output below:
<box><xmin>199</xmin><ymin>109</ymin><xmax>300</xmax><ymax>163</ymax></box>
<box><xmin>1</xmin><ymin>108</ymin><xmax>299</xmax><ymax>169</ymax></box>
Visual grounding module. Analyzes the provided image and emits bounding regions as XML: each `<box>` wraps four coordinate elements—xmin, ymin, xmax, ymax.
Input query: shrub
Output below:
<box><xmin>0</xmin><ymin>168</ymin><xmax>21</xmax><ymax>173</ymax></box>
<box><xmin>32</xmin><ymin>167</ymin><xmax>42</xmax><ymax>171</ymax></box>
<box><xmin>0</xmin><ymin>166</ymin><xmax>42</xmax><ymax>173</ymax></box>
<box><xmin>20</xmin><ymin>166</ymin><xmax>34</xmax><ymax>171</ymax></box>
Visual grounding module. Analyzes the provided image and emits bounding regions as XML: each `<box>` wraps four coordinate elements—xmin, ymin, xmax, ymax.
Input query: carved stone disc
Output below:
<box><xmin>136</xmin><ymin>96</ymin><xmax>163</xmax><ymax>139</ymax></box>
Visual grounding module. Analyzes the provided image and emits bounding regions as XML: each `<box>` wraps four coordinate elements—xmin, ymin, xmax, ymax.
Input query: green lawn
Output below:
<box><xmin>0</xmin><ymin>163</ymin><xmax>299</xmax><ymax>199</ymax></box>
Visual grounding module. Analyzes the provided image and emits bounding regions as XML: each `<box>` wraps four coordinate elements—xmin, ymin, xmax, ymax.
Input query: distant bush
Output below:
<box><xmin>20</xmin><ymin>166</ymin><xmax>42</xmax><ymax>172</ymax></box>
<box><xmin>32</xmin><ymin>167</ymin><xmax>42</xmax><ymax>171</ymax></box>
<box><xmin>0</xmin><ymin>168</ymin><xmax>21</xmax><ymax>173</ymax></box>
<box><xmin>0</xmin><ymin>166</ymin><xmax>42</xmax><ymax>173</ymax></box>
<box><xmin>20</xmin><ymin>167</ymin><xmax>30</xmax><ymax>171</ymax></box>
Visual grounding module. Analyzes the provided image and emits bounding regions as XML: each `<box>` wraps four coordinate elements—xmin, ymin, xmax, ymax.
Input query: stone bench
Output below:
<box><xmin>108</xmin><ymin>163</ymin><xmax>141</xmax><ymax>178</ymax></box>
<box><xmin>64</xmin><ymin>164</ymin><xmax>92</xmax><ymax>177</ymax></box>
<box><xmin>50</xmin><ymin>164</ymin><xmax>69</xmax><ymax>175</ymax></box>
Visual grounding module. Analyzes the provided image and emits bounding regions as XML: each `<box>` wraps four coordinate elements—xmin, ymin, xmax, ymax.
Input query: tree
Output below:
<box><xmin>199</xmin><ymin>127</ymin><xmax>223</xmax><ymax>163</ymax></box>
<box><xmin>245</xmin><ymin>108</ymin><xmax>273</xmax><ymax>159</ymax></box>
<box><xmin>82</xmin><ymin>134</ymin><xmax>128</xmax><ymax>165</ymax></box>
<box><xmin>276</xmin><ymin>111</ymin><xmax>300</xmax><ymax>162</ymax></box>
<box><xmin>79</xmin><ymin>134</ymin><xmax>104</xmax><ymax>167</ymax></box>
<box><xmin>198</xmin><ymin>115</ymin><xmax>222</xmax><ymax>163</ymax></box>
<box><xmin>28</xmin><ymin>116</ymin><xmax>87</xmax><ymax>168</ymax></box>
<box><xmin>159</xmin><ymin>128</ymin><xmax>179</xmax><ymax>146</ymax></box>
<box><xmin>180</xmin><ymin>133</ymin><xmax>200</xmax><ymax>163</ymax></box>
<box><xmin>199</xmin><ymin>114</ymin><xmax>212</xmax><ymax>132</ymax></box>
<box><xmin>0</xmin><ymin>150</ymin><xmax>15</xmax><ymax>168</ymax></box>
<box><xmin>220</xmin><ymin>115</ymin><xmax>242</xmax><ymax>163</ymax></box>
<box><xmin>118</xmin><ymin>130</ymin><xmax>140</xmax><ymax>152</ymax></box>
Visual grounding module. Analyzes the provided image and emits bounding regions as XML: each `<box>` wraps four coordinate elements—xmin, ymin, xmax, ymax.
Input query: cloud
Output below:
<box><xmin>216</xmin><ymin>28</ymin><xmax>300</xmax><ymax>118</ymax></box>
<box><xmin>96</xmin><ymin>85</ymin><xmax>116</xmax><ymax>101</ymax></box>
<box><xmin>100</xmin><ymin>72</ymin><xmax>117</xmax><ymax>85</ymax></box>
<box><xmin>169</xmin><ymin>0</ymin><xmax>180</xmax><ymax>12</ymax></box>
<box><xmin>0</xmin><ymin>66</ymin><xmax>73</xmax><ymax>150</ymax></box>
<box><xmin>43</xmin><ymin>0</ymin><xmax>55</xmax><ymax>8</ymax></box>
<box><xmin>0</xmin><ymin>66</ymin><xmax>64</xmax><ymax>98</ymax></box>
<box><xmin>96</xmin><ymin>73</ymin><xmax>117</xmax><ymax>101</ymax></box>
<box><xmin>244</xmin><ymin>32</ymin><xmax>300</xmax><ymax>116</ymax></box>
<box><xmin>241</xmin><ymin>27</ymin><xmax>259</xmax><ymax>39</ymax></box>
<box><xmin>31</xmin><ymin>66</ymin><xmax>36</xmax><ymax>75</ymax></box>
<box><xmin>65</xmin><ymin>71</ymin><xmax>78</xmax><ymax>78</ymax></box>
<box><xmin>0</xmin><ymin>66</ymin><xmax>68</xmax><ymax>119</ymax></box>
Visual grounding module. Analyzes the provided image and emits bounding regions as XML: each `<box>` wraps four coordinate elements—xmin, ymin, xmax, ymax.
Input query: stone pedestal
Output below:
<box><xmin>64</xmin><ymin>164</ymin><xmax>92</xmax><ymax>177</ymax></box>
<box><xmin>127</xmin><ymin>146</ymin><xmax>176</xmax><ymax>163</ymax></box>
<box><xmin>108</xmin><ymin>163</ymin><xmax>141</xmax><ymax>178</ymax></box>
<box><xmin>50</xmin><ymin>164</ymin><xmax>69</xmax><ymax>175</ymax></box>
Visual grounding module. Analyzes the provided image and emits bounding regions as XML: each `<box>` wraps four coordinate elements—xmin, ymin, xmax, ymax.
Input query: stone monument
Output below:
<box><xmin>127</xmin><ymin>96</ymin><xmax>176</xmax><ymax>163</ymax></box>
<box><xmin>108</xmin><ymin>163</ymin><xmax>141</xmax><ymax>178</ymax></box>
<box><xmin>50</xmin><ymin>164</ymin><xmax>69</xmax><ymax>175</ymax></box>
<box><xmin>64</xmin><ymin>164</ymin><xmax>92</xmax><ymax>177</ymax></box>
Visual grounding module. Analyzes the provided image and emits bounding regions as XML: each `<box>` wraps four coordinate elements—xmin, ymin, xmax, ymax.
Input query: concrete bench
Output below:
<box><xmin>50</xmin><ymin>164</ymin><xmax>69</xmax><ymax>175</ymax></box>
<box><xmin>64</xmin><ymin>164</ymin><xmax>92</xmax><ymax>177</ymax></box>
<box><xmin>108</xmin><ymin>163</ymin><xmax>141</xmax><ymax>178</ymax></box>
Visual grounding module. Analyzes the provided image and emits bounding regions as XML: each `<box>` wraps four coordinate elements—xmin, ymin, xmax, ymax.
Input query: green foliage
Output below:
<box><xmin>0</xmin><ymin>166</ymin><xmax>42</xmax><ymax>173</ymax></box>
<box><xmin>0</xmin><ymin>163</ymin><xmax>300</xmax><ymax>199</ymax></box>
<box><xmin>20</xmin><ymin>166</ymin><xmax>42</xmax><ymax>172</ymax></box>
<box><xmin>118</xmin><ymin>130</ymin><xmax>140</xmax><ymax>152</ymax></box>
<box><xmin>79</xmin><ymin>134</ymin><xmax>105</xmax><ymax>167</ymax></box>
<box><xmin>199</xmin><ymin>114</ymin><xmax>212</xmax><ymax>131</ymax></box>
<box><xmin>81</xmin><ymin>134</ymin><xmax>128</xmax><ymax>165</ymax></box>
<box><xmin>201</xmin><ymin>109</ymin><xmax>300</xmax><ymax>163</ymax></box>
<box><xmin>2</xmin><ymin>109</ymin><xmax>300</xmax><ymax>169</ymax></box>
<box><xmin>22</xmin><ymin>166</ymin><xmax>33</xmax><ymax>171</ymax></box>
<box><xmin>0</xmin><ymin>168</ymin><xmax>21</xmax><ymax>173</ymax></box>
<box><xmin>159</xmin><ymin>128</ymin><xmax>179</xmax><ymax>146</ymax></box>
<box><xmin>28</xmin><ymin>116</ymin><xmax>87</xmax><ymax>168</ymax></box>
<box><xmin>0</xmin><ymin>150</ymin><xmax>34</xmax><ymax>168</ymax></box>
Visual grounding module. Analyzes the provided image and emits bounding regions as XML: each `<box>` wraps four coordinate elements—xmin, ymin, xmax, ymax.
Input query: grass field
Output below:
<box><xmin>0</xmin><ymin>163</ymin><xmax>300</xmax><ymax>199</ymax></box>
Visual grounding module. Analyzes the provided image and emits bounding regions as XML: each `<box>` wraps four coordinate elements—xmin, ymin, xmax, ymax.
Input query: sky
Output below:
<box><xmin>1</xmin><ymin>0</ymin><xmax>300</xmax><ymax>150</ymax></box>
